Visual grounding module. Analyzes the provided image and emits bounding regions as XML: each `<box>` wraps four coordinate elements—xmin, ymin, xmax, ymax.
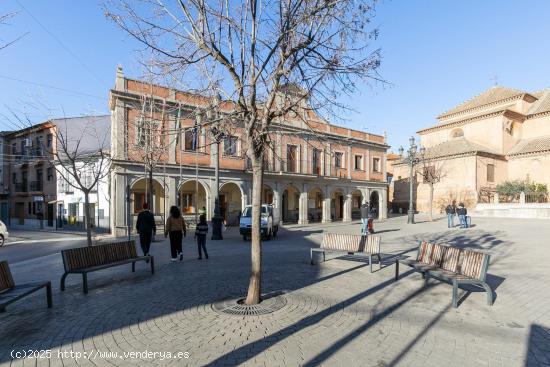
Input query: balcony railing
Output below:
<box><xmin>30</xmin><ymin>181</ymin><xmax>43</xmax><ymax>192</ymax></box>
<box><xmin>15</xmin><ymin>182</ymin><xmax>27</xmax><ymax>193</ymax></box>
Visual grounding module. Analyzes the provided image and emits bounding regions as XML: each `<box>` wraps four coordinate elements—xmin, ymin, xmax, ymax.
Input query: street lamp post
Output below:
<box><xmin>208</xmin><ymin>98</ymin><xmax>223</xmax><ymax>240</ymax></box>
<box><xmin>398</xmin><ymin>136</ymin><xmax>425</xmax><ymax>224</ymax></box>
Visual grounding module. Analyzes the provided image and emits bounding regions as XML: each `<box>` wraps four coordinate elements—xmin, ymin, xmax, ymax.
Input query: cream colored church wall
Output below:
<box><xmin>507</xmin><ymin>155</ymin><xmax>550</xmax><ymax>188</ymax></box>
<box><xmin>420</xmin><ymin>115</ymin><xmax>507</xmax><ymax>153</ymax></box>
<box><xmin>476</xmin><ymin>156</ymin><xmax>507</xmax><ymax>189</ymax></box>
<box><xmin>390</xmin><ymin>156</ymin><xmax>478</xmax><ymax>212</ymax></box>
<box><xmin>521</xmin><ymin>115</ymin><xmax>550</xmax><ymax>139</ymax></box>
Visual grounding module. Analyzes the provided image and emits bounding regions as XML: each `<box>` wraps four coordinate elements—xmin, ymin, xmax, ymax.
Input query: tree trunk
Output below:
<box><xmin>245</xmin><ymin>151</ymin><xmax>264</xmax><ymax>305</ymax></box>
<box><xmin>84</xmin><ymin>191</ymin><xmax>93</xmax><ymax>246</ymax></box>
<box><xmin>429</xmin><ymin>183</ymin><xmax>434</xmax><ymax>222</ymax></box>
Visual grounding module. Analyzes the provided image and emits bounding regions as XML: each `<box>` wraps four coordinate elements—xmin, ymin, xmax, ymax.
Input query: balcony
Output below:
<box><xmin>15</xmin><ymin>182</ymin><xmax>28</xmax><ymax>193</ymax></box>
<box><xmin>30</xmin><ymin>181</ymin><xmax>43</xmax><ymax>192</ymax></box>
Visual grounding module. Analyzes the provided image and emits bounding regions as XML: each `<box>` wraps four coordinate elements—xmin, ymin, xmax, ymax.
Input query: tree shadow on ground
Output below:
<box><xmin>0</xmin><ymin>224</ymin><xmax>514</xmax><ymax>365</ymax></box>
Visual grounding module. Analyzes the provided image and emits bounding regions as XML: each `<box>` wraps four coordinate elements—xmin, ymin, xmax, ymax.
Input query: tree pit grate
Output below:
<box><xmin>211</xmin><ymin>290</ymin><xmax>287</xmax><ymax>316</ymax></box>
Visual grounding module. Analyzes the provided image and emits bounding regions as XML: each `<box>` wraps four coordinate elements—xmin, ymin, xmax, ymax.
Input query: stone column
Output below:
<box><xmin>322</xmin><ymin>197</ymin><xmax>332</xmax><ymax>223</ymax></box>
<box><xmin>165</xmin><ymin>176</ymin><xmax>177</xmax><ymax>214</ymax></box>
<box><xmin>113</xmin><ymin>171</ymin><xmax>130</xmax><ymax>237</ymax></box>
<box><xmin>273</xmin><ymin>186</ymin><xmax>281</xmax><ymax>223</ymax></box>
<box><xmin>343</xmin><ymin>193</ymin><xmax>352</xmax><ymax>222</ymax></box>
<box><xmin>298</xmin><ymin>191</ymin><xmax>309</xmax><ymax>224</ymax></box>
<box><xmin>379</xmin><ymin>188</ymin><xmax>388</xmax><ymax>219</ymax></box>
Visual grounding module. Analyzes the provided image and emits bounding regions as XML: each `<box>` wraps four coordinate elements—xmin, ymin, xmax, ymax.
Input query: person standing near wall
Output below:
<box><xmin>445</xmin><ymin>200</ymin><xmax>457</xmax><ymax>228</ymax></box>
<box><xmin>136</xmin><ymin>203</ymin><xmax>156</xmax><ymax>259</ymax></box>
<box><xmin>165</xmin><ymin>206</ymin><xmax>187</xmax><ymax>261</ymax></box>
<box><xmin>195</xmin><ymin>214</ymin><xmax>209</xmax><ymax>260</ymax></box>
<box><xmin>360</xmin><ymin>202</ymin><xmax>370</xmax><ymax>235</ymax></box>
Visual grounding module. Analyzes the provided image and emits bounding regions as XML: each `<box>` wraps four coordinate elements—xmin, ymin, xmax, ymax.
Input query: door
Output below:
<box><xmin>47</xmin><ymin>203</ymin><xmax>54</xmax><ymax>227</ymax></box>
<box><xmin>58</xmin><ymin>203</ymin><xmax>64</xmax><ymax>228</ymax></box>
<box><xmin>338</xmin><ymin>195</ymin><xmax>344</xmax><ymax>219</ymax></box>
<box><xmin>16</xmin><ymin>202</ymin><xmax>25</xmax><ymax>225</ymax></box>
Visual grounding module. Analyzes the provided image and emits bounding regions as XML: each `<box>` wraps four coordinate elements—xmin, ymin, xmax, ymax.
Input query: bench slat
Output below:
<box><xmin>441</xmin><ymin>246</ymin><xmax>461</xmax><ymax>272</ymax></box>
<box><xmin>428</xmin><ymin>244</ymin><xmax>447</xmax><ymax>267</ymax></box>
<box><xmin>62</xmin><ymin>241</ymin><xmax>138</xmax><ymax>271</ymax></box>
<box><xmin>417</xmin><ymin>241</ymin><xmax>432</xmax><ymax>263</ymax></box>
<box><xmin>460</xmin><ymin>250</ymin><xmax>488</xmax><ymax>280</ymax></box>
<box><xmin>321</xmin><ymin>233</ymin><xmax>380</xmax><ymax>254</ymax></box>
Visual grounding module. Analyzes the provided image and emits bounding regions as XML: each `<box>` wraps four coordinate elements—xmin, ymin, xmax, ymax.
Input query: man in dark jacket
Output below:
<box><xmin>457</xmin><ymin>203</ymin><xmax>468</xmax><ymax>228</ymax></box>
<box><xmin>360</xmin><ymin>202</ymin><xmax>370</xmax><ymax>235</ymax></box>
<box><xmin>136</xmin><ymin>203</ymin><xmax>156</xmax><ymax>257</ymax></box>
<box><xmin>445</xmin><ymin>200</ymin><xmax>457</xmax><ymax>228</ymax></box>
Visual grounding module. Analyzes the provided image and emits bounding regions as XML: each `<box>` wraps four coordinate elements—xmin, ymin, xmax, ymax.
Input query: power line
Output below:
<box><xmin>14</xmin><ymin>0</ymin><xmax>106</xmax><ymax>86</ymax></box>
<box><xmin>0</xmin><ymin>75</ymin><xmax>107</xmax><ymax>100</ymax></box>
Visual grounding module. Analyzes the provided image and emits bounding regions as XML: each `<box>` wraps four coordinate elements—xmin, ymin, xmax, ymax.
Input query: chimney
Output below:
<box><xmin>115</xmin><ymin>65</ymin><xmax>125</xmax><ymax>91</ymax></box>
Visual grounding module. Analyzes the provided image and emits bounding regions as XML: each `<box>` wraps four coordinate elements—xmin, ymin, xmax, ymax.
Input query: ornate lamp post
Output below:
<box><xmin>398</xmin><ymin>136</ymin><xmax>425</xmax><ymax>224</ymax></box>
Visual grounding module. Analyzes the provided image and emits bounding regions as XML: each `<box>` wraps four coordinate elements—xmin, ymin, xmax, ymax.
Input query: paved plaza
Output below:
<box><xmin>1</xmin><ymin>215</ymin><xmax>549</xmax><ymax>366</ymax></box>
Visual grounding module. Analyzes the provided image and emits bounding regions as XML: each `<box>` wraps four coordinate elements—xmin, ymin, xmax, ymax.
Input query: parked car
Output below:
<box><xmin>0</xmin><ymin>220</ymin><xmax>9</xmax><ymax>247</ymax></box>
<box><xmin>239</xmin><ymin>204</ymin><xmax>280</xmax><ymax>241</ymax></box>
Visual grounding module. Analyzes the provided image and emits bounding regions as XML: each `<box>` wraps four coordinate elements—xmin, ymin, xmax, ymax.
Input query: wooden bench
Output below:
<box><xmin>310</xmin><ymin>233</ymin><xmax>382</xmax><ymax>273</ymax></box>
<box><xmin>395</xmin><ymin>241</ymin><xmax>492</xmax><ymax>308</ymax></box>
<box><xmin>60</xmin><ymin>240</ymin><xmax>154</xmax><ymax>294</ymax></box>
<box><xmin>0</xmin><ymin>261</ymin><xmax>52</xmax><ymax>312</ymax></box>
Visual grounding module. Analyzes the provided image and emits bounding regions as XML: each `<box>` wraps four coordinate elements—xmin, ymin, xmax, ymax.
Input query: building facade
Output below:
<box><xmin>109</xmin><ymin>67</ymin><xmax>390</xmax><ymax>236</ymax></box>
<box><xmin>2</xmin><ymin>123</ymin><xmax>57</xmax><ymax>228</ymax></box>
<box><xmin>391</xmin><ymin>85</ymin><xmax>550</xmax><ymax>213</ymax></box>
<box><xmin>1</xmin><ymin>116</ymin><xmax>110</xmax><ymax>230</ymax></box>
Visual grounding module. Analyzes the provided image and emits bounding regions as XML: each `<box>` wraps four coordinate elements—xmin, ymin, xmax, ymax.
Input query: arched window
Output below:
<box><xmin>450</xmin><ymin>129</ymin><xmax>464</xmax><ymax>138</ymax></box>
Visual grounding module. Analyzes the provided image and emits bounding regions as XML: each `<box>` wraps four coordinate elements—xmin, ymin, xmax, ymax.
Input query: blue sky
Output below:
<box><xmin>1</xmin><ymin>1</ymin><xmax>549</xmax><ymax>151</ymax></box>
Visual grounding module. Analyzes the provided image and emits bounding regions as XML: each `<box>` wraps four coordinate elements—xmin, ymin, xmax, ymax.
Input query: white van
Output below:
<box><xmin>239</xmin><ymin>204</ymin><xmax>280</xmax><ymax>240</ymax></box>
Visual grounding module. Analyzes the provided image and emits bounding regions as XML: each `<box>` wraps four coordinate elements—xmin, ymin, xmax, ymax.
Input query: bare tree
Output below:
<box><xmin>105</xmin><ymin>0</ymin><xmax>382</xmax><ymax>304</ymax></box>
<box><xmin>50</xmin><ymin>118</ymin><xmax>110</xmax><ymax>246</ymax></box>
<box><xmin>416</xmin><ymin>158</ymin><xmax>446</xmax><ymax>222</ymax></box>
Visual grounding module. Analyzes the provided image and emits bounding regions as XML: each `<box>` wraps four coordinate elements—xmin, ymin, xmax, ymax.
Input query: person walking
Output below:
<box><xmin>164</xmin><ymin>206</ymin><xmax>187</xmax><ymax>261</ymax></box>
<box><xmin>457</xmin><ymin>203</ymin><xmax>468</xmax><ymax>228</ymax></box>
<box><xmin>136</xmin><ymin>203</ymin><xmax>156</xmax><ymax>258</ymax></box>
<box><xmin>360</xmin><ymin>202</ymin><xmax>370</xmax><ymax>235</ymax></box>
<box><xmin>195</xmin><ymin>214</ymin><xmax>209</xmax><ymax>260</ymax></box>
<box><xmin>445</xmin><ymin>200</ymin><xmax>457</xmax><ymax>228</ymax></box>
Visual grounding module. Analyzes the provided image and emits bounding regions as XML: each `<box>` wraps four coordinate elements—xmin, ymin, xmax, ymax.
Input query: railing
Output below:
<box><xmin>15</xmin><ymin>148</ymin><xmax>47</xmax><ymax>162</ymax></box>
<box><xmin>29</xmin><ymin>181</ymin><xmax>43</xmax><ymax>191</ymax></box>
<box><xmin>15</xmin><ymin>182</ymin><xmax>27</xmax><ymax>193</ymax></box>
<box><xmin>525</xmin><ymin>193</ymin><xmax>548</xmax><ymax>203</ymax></box>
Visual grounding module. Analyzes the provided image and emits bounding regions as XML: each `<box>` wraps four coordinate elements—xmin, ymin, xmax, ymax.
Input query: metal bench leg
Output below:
<box><xmin>394</xmin><ymin>260</ymin><xmax>399</xmax><ymax>280</ymax></box>
<box><xmin>150</xmin><ymin>256</ymin><xmax>155</xmax><ymax>274</ymax></box>
<box><xmin>46</xmin><ymin>282</ymin><xmax>53</xmax><ymax>308</ymax></box>
<box><xmin>132</xmin><ymin>262</ymin><xmax>136</xmax><ymax>272</ymax></box>
<box><xmin>322</xmin><ymin>251</ymin><xmax>326</xmax><ymax>262</ymax></box>
<box><xmin>377</xmin><ymin>254</ymin><xmax>382</xmax><ymax>270</ymax></box>
<box><xmin>369</xmin><ymin>254</ymin><xmax>373</xmax><ymax>273</ymax></box>
<box><xmin>82</xmin><ymin>273</ymin><xmax>88</xmax><ymax>294</ymax></box>
<box><xmin>452</xmin><ymin>279</ymin><xmax>458</xmax><ymax>308</ymax></box>
<box><xmin>60</xmin><ymin>272</ymin><xmax>68</xmax><ymax>291</ymax></box>
<box><xmin>481</xmin><ymin>282</ymin><xmax>493</xmax><ymax>306</ymax></box>
<box><xmin>424</xmin><ymin>272</ymin><xmax>430</xmax><ymax>285</ymax></box>
<box><xmin>310</xmin><ymin>249</ymin><xmax>314</xmax><ymax>265</ymax></box>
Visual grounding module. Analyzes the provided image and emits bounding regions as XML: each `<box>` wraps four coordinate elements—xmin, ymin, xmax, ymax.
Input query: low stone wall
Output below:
<box><xmin>473</xmin><ymin>203</ymin><xmax>550</xmax><ymax>219</ymax></box>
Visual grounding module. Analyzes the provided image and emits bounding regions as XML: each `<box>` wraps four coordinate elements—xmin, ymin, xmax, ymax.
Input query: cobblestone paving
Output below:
<box><xmin>1</xmin><ymin>216</ymin><xmax>549</xmax><ymax>366</ymax></box>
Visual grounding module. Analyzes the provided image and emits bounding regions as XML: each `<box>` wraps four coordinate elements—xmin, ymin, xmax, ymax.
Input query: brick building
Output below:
<box><xmin>109</xmin><ymin>67</ymin><xmax>389</xmax><ymax>236</ymax></box>
<box><xmin>2</xmin><ymin>122</ymin><xmax>57</xmax><ymax>228</ymax></box>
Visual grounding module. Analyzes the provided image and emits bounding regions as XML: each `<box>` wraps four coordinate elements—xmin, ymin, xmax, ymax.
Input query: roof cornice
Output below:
<box><xmin>437</xmin><ymin>92</ymin><xmax>533</xmax><ymax>120</ymax></box>
<box><xmin>418</xmin><ymin>109</ymin><xmax>526</xmax><ymax>135</ymax></box>
<box><xmin>110</xmin><ymin>88</ymin><xmax>388</xmax><ymax>149</ymax></box>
